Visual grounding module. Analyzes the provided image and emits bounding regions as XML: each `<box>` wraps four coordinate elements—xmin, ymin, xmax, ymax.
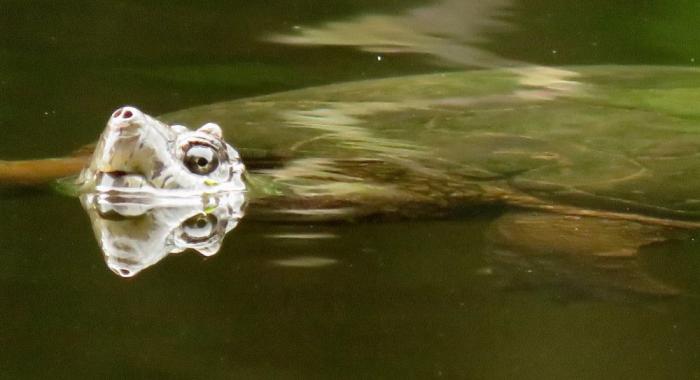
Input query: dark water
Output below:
<box><xmin>3</xmin><ymin>1</ymin><xmax>700</xmax><ymax>378</ymax></box>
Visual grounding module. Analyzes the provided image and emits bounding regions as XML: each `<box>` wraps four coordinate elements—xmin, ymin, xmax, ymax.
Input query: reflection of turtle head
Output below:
<box><xmin>77</xmin><ymin>107</ymin><xmax>247</xmax><ymax>277</ymax></box>
<box><xmin>78</xmin><ymin>106</ymin><xmax>245</xmax><ymax>194</ymax></box>
<box><xmin>80</xmin><ymin>170</ymin><xmax>246</xmax><ymax>277</ymax></box>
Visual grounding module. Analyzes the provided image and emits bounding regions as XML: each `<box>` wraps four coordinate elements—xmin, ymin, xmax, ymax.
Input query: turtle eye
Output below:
<box><xmin>182</xmin><ymin>213</ymin><xmax>218</xmax><ymax>242</ymax></box>
<box><xmin>184</xmin><ymin>144</ymin><xmax>219</xmax><ymax>175</ymax></box>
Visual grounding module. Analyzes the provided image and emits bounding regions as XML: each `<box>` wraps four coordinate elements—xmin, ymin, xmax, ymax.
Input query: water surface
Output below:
<box><xmin>3</xmin><ymin>1</ymin><xmax>700</xmax><ymax>378</ymax></box>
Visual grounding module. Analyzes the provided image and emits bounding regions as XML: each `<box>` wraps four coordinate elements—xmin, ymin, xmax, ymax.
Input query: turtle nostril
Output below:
<box><xmin>108</xmin><ymin>107</ymin><xmax>143</xmax><ymax>133</ymax></box>
<box><xmin>110</xmin><ymin>106</ymin><xmax>140</xmax><ymax>125</ymax></box>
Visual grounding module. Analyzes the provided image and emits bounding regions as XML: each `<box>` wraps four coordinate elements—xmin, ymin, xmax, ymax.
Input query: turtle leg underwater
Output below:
<box><xmin>484</xmin><ymin>211</ymin><xmax>687</xmax><ymax>299</ymax></box>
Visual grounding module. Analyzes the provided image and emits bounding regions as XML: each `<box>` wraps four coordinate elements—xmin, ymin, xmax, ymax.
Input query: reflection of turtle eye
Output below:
<box><xmin>182</xmin><ymin>213</ymin><xmax>218</xmax><ymax>242</ymax></box>
<box><xmin>184</xmin><ymin>144</ymin><xmax>219</xmax><ymax>175</ymax></box>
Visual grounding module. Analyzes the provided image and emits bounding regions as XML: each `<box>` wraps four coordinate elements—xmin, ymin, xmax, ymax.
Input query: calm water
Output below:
<box><xmin>3</xmin><ymin>1</ymin><xmax>700</xmax><ymax>378</ymax></box>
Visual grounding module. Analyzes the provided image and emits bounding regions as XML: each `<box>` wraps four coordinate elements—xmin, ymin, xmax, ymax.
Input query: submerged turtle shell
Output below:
<box><xmin>160</xmin><ymin>66</ymin><xmax>700</xmax><ymax>222</ymax></box>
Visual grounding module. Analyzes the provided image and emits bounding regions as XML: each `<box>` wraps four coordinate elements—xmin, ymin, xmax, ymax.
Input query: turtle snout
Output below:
<box><xmin>109</xmin><ymin>106</ymin><xmax>144</xmax><ymax>130</ymax></box>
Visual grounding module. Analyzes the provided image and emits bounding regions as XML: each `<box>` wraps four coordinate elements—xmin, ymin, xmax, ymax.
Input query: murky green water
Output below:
<box><xmin>3</xmin><ymin>1</ymin><xmax>700</xmax><ymax>378</ymax></box>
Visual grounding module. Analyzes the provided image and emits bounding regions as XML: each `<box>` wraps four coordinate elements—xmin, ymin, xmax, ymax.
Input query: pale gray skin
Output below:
<box><xmin>78</xmin><ymin>106</ymin><xmax>245</xmax><ymax>195</ymax></box>
<box><xmin>74</xmin><ymin>66</ymin><xmax>700</xmax><ymax>293</ymax></box>
<box><xmin>76</xmin><ymin>106</ymin><xmax>247</xmax><ymax>277</ymax></box>
<box><xmin>80</xmin><ymin>190</ymin><xmax>245</xmax><ymax>277</ymax></box>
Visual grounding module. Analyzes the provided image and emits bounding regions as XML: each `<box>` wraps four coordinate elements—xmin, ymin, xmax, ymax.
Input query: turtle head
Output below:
<box><xmin>78</xmin><ymin>106</ymin><xmax>245</xmax><ymax>193</ymax></box>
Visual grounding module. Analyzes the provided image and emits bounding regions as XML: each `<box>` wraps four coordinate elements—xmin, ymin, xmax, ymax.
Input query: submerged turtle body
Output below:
<box><xmin>150</xmin><ymin>65</ymin><xmax>700</xmax><ymax>225</ymax></box>
<box><xmin>5</xmin><ymin>65</ymin><xmax>700</xmax><ymax>288</ymax></box>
